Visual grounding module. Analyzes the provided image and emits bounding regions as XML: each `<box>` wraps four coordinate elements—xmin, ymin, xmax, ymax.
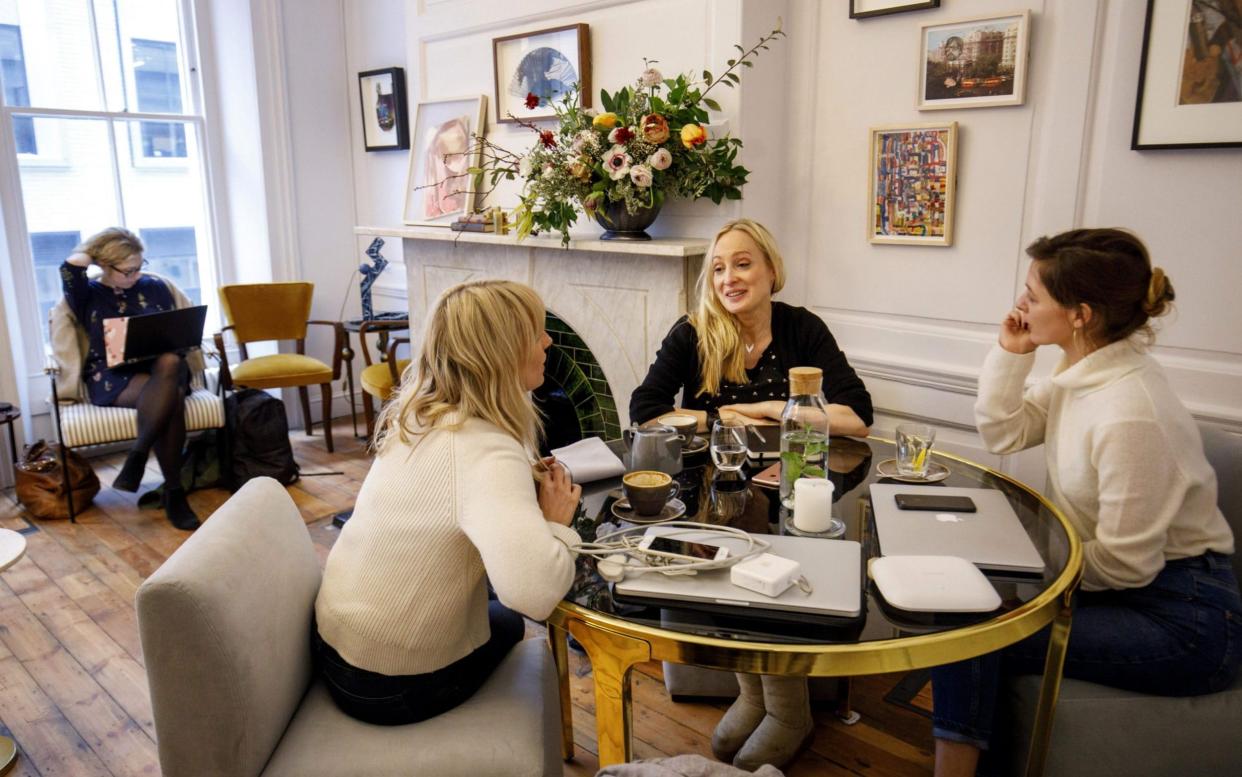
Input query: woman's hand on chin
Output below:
<box><xmin>999</xmin><ymin>309</ymin><xmax>1037</xmax><ymax>355</ymax></box>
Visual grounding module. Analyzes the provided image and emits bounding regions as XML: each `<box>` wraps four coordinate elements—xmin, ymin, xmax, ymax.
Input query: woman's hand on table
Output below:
<box><xmin>538</xmin><ymin>460</ymin><xmax>581</xmax><ymax>527</ymax></box>
<box><xmin>719</xmin><ymin>401</ymin><xmax>784</xmax><ymax>424</ymax></box>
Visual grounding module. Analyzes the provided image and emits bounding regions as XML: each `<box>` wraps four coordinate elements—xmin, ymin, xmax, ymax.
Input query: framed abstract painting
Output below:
<box><xmin>402</xmin><ymin>95</ymin><xmax>487</xmax><ymax>226</ymax></box>
<box><xmin>868</xmin><ymin>122</ymin><xmax>958</xmax><ymax>246</ymax></box>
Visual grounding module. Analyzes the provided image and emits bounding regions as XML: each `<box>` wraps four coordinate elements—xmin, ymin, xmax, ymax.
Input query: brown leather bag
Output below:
<box><xmin>15</xmin><ymin>440</ymin><xmax>100</xmax><ymax>520</ymax></box>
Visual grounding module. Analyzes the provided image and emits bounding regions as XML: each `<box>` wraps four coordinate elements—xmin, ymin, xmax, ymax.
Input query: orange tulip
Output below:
<box><xmin>680</xmin><ymin>123</ymin><xmax>707</xmax><ymax>149</ymax></box>
<box><xmin>592</xmin><ymin>112</ymin><xmax>619</xmax><ymax>130</ymax></box>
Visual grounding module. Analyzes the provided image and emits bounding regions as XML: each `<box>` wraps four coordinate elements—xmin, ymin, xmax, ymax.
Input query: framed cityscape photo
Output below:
<box><xmin>850</xmin><ymin>0</ymin><xmax>940</xmax><ymax>20</ymax></box>
<box><xmin>402</xmin><ymin>95</ymin><xmax>487</xmax><ymax>226</ymax></box>
<box><xmin>358</xmin><ymin>67</ymin><xmax>409</xmax><ymax>151</ymax></box>
<box><xmin>1132</xmin><ymin>0</ymin><xmax>1242</xmax><ymax>149</ymax></box>
<box><xmin>919</xmin><ymin>11</ymin><xmax>1031</xmax><ymax>110</ymax></box>
<box><xmin>868</xmin><ymin>123</ymin><xmax>958</xmax><ymax>246</ymax></box>
<box><xmin>493</xmin><ymin>23</ymin><xmax>591</xmax><ymax>123</ymax></box>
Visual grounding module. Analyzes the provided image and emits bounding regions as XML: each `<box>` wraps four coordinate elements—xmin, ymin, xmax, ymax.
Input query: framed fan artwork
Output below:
<box><xmin>492</xmin><ymin>23</ymin><xmax>591</xmax><ymax>123</ymax></box>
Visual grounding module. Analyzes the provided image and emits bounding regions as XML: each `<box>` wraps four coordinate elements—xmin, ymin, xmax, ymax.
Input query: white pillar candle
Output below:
<box><xmin>793</xmin><ymin>478</ymin><xmax>835</xmax><ymax>533</ymax></box>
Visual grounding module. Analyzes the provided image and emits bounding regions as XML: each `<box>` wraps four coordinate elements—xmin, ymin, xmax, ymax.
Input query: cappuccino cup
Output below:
<box><xmin>658</xmin><ymin>413</ymin><xmax>699</xmax><ymax>446</ymax></box>
<box><xmin>622</xmin><ymin>470</ymin><xmax>681</xmax><ymax>516</ymax></box>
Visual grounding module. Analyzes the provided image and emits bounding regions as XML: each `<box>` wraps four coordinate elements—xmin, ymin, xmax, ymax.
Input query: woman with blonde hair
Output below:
<box><xmin>61</xmin><ymin>227</ymin><xmax>200</xmax><ymax>529</ymax></box>
<box><xmin>630</xmin><ymin>219</ymin><xmax>873</xmax><ymax>771</ymax></box>
<box><xmin>313</xmin><ymin>279</ymin><xmax>581</xmax><ymax>724</ymax></box>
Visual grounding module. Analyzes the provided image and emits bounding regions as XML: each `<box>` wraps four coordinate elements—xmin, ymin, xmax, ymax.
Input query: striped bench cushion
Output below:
<box><xmin>58</xmin><ymin>389</ymin><xmax>225</xmax><ymax>448</ymax></box>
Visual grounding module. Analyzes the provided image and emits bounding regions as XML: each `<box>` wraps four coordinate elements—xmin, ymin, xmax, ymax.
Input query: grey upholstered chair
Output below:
<box><xmin>1004</xmin><ymin>422</ymin><xmax>1242</xmax><ymax>776</ymax></box>
<box><xmin>136</xmin><ymin>477</ymin><xmax>563</xmax><ymax>777</ymax></box>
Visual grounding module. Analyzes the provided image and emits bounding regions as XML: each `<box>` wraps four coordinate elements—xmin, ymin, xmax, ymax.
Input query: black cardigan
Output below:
<box><xmin>629</xmin><ymin>302</ymin><xmax>874</xmax><ymax>427</ymax></box>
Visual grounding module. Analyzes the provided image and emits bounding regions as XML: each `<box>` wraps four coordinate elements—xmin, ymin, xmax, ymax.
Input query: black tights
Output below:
<box><xmin>113</xmin><ymin>353</ymin><xmax>189</xmax><ymax>488</ymax></box>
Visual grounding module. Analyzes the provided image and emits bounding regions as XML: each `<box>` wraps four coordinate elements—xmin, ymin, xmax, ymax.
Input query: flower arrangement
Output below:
<box><xmin>468</xmin><ymin>23</ymin><xmax>786</xmax><ymax>245</ymax></box>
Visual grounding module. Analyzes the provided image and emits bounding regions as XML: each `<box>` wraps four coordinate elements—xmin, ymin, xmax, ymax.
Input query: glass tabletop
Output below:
<box><xmin>568</xmin><ymin>436</ymin><xmax>1074</xmax><ymax>647</ymax></box>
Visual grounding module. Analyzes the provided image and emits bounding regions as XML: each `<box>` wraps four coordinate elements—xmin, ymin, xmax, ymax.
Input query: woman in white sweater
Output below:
<box><xmin>313</xmin><ymin>280</ymin><xmax>582</xmax><ymax>724</ymax></box>
<box><xmin>933</xmin><ymin>229</ymin><xmax>1241</xmax><ymax>777</ymax></box>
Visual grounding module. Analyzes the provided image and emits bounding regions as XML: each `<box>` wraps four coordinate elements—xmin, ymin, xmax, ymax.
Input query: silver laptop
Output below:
<box><xmin>613</xmin><ymin>528</ymin><xmax>862</xmax><ymax>621</ymax></box>
<box><xmin>869</xmin><ymin>484</ymin><xmax>1046</xmax><ymax>574</ymax></box>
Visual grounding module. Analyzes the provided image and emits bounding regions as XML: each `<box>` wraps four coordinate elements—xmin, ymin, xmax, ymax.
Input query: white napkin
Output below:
<box><xmin>551</xmin><ymin>436</ymin><xmax>625</xmax><ymax>483</ymax></box>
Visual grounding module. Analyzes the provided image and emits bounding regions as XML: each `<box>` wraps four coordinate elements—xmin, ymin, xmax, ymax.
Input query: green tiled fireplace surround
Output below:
<box><xmin>545</xmin><ymin>313</ymin><xmax>621</xmax><ymax>442</ymax></box>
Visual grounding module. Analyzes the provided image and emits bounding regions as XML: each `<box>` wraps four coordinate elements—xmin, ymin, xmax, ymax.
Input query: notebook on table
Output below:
<box><xmin>869</xmin><ymin>483</ymin><xmax>1046</xmax><ymax>574</ymax></box>
<box><xmin>103</xmin><ymin>306</ymin><xmax>208</xmax><ymax>368</ymax></box>
<box><xmin>744</xmin><ymin>423</ymin><xmax>781</xmax><ymax>462</ymax></box>
<box><xmin>613</xmin><ymin>528</ymin><xmax>863</xmax><ymax>623</ymax></box>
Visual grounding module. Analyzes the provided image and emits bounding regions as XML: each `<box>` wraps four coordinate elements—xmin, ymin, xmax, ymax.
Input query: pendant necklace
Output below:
<box><xmin>745</xmin><ymin>342</ymin><xmax>755</xmax><ymax>354</ymax></box>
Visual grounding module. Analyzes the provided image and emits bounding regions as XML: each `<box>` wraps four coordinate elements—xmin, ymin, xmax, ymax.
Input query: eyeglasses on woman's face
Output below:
<box><xmin>113</xmin><ymin>259</ymin><xmax>149</xmax><ymax>279</ymax></box>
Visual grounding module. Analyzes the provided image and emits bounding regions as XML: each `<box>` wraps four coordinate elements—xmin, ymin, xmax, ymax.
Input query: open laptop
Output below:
<box><xmin>869</xmin><ymin>483</ymin><xmax>1046</xmax><ymax>574</ymax></box>
<box><xmin>613</xmin><ymin>528</ymin><xmax>863</xmax><ymax>623</ymax></box>
<box><xmin>105</xmin><ymin>306</ymin><xmax>208</xmax><ymax>368</ymax></box>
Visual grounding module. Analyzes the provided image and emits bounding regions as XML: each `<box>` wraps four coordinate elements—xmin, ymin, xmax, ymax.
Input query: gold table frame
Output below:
<box><xmin>547</xmin><ymin>448</ymin><xmax>1082</xmax><ymax>776</ymax></box>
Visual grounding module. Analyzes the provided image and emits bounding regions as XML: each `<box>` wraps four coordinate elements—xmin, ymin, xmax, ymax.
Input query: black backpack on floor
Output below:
<box><xmin>225</xmin><ymin>388</ymin><xmax>300</xmax><ymax>488</ymax></box>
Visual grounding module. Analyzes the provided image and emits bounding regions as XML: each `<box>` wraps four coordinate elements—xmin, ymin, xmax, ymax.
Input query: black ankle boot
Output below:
<box><xmin>113</xmin><ymin>448</ymin><xmax>150</xmax><ymax>492</ymax></box>
<box><xmin>163</xmin><ymin>487</ymin><xmax>200</xmax><ymax>531</ymax></box>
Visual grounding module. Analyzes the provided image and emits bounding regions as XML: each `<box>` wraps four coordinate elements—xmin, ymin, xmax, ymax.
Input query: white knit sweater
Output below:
<box><xmin>314</xmin><ymin>415</ymin><xmax>581</xmax><ymax>675</ymax></box>
<box><xmin>975</xmin><ymin>340</ymin><xmax>1233</xmax><ymax>592</ymax></box>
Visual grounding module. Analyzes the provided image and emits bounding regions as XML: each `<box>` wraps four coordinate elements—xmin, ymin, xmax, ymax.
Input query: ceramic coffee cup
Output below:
<box><xmin>622</xmin><ymin>470</ymin><xmax>681</xmax><ymax>516</ymax></box>
<box><xmin>658</xmin><ymin>413</ymin><xmax>699</xmax><ymax>447</ymax></box>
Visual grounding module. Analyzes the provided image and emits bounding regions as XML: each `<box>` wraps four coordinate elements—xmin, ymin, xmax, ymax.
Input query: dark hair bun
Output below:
<box><xmin>1144</xmin><ymin>266</ymin><xmax>1175</xmax><ymax>318</ymax></box>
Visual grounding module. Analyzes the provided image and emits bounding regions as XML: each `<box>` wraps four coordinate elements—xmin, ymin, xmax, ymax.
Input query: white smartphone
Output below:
<box><xmin>638</xmin><ymin>535</ymin><xmax>730</xmax><ymax>562</ymax></box>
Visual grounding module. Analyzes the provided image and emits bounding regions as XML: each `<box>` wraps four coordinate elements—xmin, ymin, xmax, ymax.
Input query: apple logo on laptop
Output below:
<box><xmin>935</xmin><ymin>513</ymin><xmax>965</xmax><ymax>523</ymax></box>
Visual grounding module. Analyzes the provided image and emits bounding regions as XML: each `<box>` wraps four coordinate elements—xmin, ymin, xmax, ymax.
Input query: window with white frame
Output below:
<box><xmin>0</xmin><ymin>0</ymin><xmax>218</xmax><ymax>363</ymax></box>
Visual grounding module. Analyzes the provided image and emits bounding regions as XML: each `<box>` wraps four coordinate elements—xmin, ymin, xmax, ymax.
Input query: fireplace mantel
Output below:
<box><xmin>355</xmin><ymin>225</ymin><xmax>709</xmax><ymax>429</ymax></box>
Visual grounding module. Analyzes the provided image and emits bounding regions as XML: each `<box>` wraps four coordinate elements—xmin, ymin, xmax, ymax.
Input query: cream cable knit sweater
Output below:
<box><xmin>315</xmin><ymin>415</ymin><xmax>581</xmax><ymax>675</ymax></box>
<box><xmin>975</xmin><ymin>340</ymin><xmax>1233</xmax><ymax>592</ymax></box>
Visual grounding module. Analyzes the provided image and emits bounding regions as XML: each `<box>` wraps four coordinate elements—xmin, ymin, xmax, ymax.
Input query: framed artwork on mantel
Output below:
<box><xmin>493</xmin><ymin>23</ymin><xmax>591</xmax><ymax>123</ymax></box>
<box><xmin>358</xmin><ymin>67</ymin><xmax>409</xmax><ymax>151</ymax></box>
<box><xmin>402</xmin><ymin>95</ymin><xmax>488</xmax><ymax>226</ymax></box>
<box><xmin>1132</xmin><ymin>0</ymin><xmax>1242</xmax><ymax>149</ymax></box>
<box><xmin>868</xmin><ymin>122</ymin><xmax>958</xmax><ymax>247</ymax></box>
<box><xmin>850</xmin><ymin>0</ymin><xmax>940</xmax><ymax>19</ymax></box>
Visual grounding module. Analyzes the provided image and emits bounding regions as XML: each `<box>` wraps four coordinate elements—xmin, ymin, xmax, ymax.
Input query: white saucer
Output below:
<box><xmin>875</xmin><ymin>458</ymin><xmax>950</xmax><ymax>483</ymax></box>
<box><xmin>611</xmin><ymin>497</ymin><xmax>687</xmax><ymax>524</ymax></box>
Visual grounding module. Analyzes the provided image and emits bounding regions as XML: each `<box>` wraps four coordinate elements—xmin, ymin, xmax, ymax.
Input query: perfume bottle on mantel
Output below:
<box><xmin>779</xmin><ymin>366</ymin><xmax>829</xmax><ymax>510</ymax></box>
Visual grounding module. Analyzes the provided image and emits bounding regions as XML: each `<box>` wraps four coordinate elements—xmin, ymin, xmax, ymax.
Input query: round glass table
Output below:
<box><xmin>547</xmin><ymin>436</ymin><xmax>1082</xmax><ymax>776</ymax></box>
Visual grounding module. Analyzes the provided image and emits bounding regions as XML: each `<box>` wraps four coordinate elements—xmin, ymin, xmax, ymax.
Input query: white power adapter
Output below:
<box><xmin>730</xmin><ymin>553</ymin><xmax>803</xmax><ymax>598</ymax></box>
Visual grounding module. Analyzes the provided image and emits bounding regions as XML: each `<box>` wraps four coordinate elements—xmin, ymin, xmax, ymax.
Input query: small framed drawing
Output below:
<box><xmin>402</xmin><ymin>95</ymin><xmax>488</xmax><ymax>226</ymax></box>
<box><xmin>868</xmin><ymin>122</ymin><xmax>958</xmax><ymax>247</ymax></box>
<box><xmin>358</xmin><ymin>67</ymin><xmax>409</xmax><ymax>151</ymax></box>
<box><xmin>850</xmin><ymin>0</ymin><xmax>940</xmax><ymax>20</ymax></box>
<box><xmin>1132</xmin><ymin>0</ymin><xmax>1242</xmax><ymax>149</ymax></box>
<box><xmin>918</xmin><ymin>10</ymin><xmax>1031</xmax><ymax>110</ymax></box>
<box><xmin>493</xmin><ymin>23</ymin><xmax>591</xmax><ymax>123</ymax></box>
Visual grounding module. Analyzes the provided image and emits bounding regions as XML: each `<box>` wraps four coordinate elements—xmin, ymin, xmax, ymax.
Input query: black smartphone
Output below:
<box><xmin>894</xmin><ymin>493</ymin><xmax>977</xmax><ymax>513</ymax></box>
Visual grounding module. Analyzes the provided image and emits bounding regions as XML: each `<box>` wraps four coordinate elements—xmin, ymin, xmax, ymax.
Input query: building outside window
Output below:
<box><xmin>133</xmin><ymin>37</ymin><xmax>186</xmax><ymax>158</ymax></box>
<box><xmin>0</xmin><ymin>22</ymin><xmax>35</xmax><ymax>153</ymax></box>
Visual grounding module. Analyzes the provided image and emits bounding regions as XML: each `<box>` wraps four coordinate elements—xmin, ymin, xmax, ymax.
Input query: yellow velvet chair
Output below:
<box><xmin>357</xmin><ymin>319</ymin><xmax>410</xmax><ymax>438</ymax></box>
<box><xmin>214</xmin><ymin>282</ymin><xmax>344</xmax><ymax>452</ymax></box>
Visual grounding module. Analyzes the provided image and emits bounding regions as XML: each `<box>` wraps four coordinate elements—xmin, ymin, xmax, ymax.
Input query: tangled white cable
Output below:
<box><xmin>571</xmin><ymin>521</ymin><xmax>771</xmax><ymax>582</ymax></box>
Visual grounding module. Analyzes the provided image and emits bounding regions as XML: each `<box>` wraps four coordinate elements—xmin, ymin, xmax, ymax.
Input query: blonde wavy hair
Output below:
<box><xmin>374</xmin><ymin>279</ymin><xmax>545</xmax><ymax>456</ymax></box>
<box><xmin>75</xmin><ymin>227</ymin><xmax>144</xmax><ymax>269</ymax></box>
<box><xmin>689</xmin><ymin>218</ymin><xmax>787</xmax><ymax>396</ymax></box>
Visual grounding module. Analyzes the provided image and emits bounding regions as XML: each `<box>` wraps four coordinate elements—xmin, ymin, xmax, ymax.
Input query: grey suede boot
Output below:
<box><xmin>710</xmin><ymin>672</ymin><xmax>766</xmax><ymax>763</ymax></box>
<box><xmin>732</xmin><ymin>675</ymin><xmax>815</xmax><ymax>772</ymax></box>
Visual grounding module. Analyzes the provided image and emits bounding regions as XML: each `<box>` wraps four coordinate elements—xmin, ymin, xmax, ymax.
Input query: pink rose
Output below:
<box><xmin>648</xmin><ymin>148</ymin><xmax>672</xmax><ymax>170</ymax></box>
<box><xmin>630</xmin><ymin>164</ymin><xmax>653</xmax><ymax>188</ymax></box>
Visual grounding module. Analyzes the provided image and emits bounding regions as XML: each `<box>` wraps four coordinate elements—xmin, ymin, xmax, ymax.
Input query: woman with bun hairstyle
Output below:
<box><xmin>933</xmin><ymin>229</ymin><xmax>1241</xmax><ymax>776</ymax></box>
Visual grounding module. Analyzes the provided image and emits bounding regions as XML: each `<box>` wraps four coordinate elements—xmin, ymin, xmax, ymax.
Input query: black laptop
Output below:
<box><xmin>113</xmin><ymin>306</ymin><xmax>208</xmax><ymax>366</ymax></box>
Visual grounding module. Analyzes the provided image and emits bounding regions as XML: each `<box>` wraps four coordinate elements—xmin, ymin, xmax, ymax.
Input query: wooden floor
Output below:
<box><xmin>0</xmin><ymin>417</ymin><xmax>934</xmax><ymax>777</ymax></box>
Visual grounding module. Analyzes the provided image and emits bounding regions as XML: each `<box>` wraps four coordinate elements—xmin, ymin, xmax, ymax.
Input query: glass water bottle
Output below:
<box><xmin>779</xmin><ymin>366</ymin><xmax>829</xmax><ymax>509</ymax></box>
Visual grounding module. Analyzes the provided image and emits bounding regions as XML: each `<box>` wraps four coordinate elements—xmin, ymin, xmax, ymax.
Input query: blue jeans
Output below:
<box><xmin>313</xmin><ymin>600</ymin><xmax>525</xmax><ymax>725</ymax></box>
<box><xmin>932</xmin><ymin>552</ymin><xmax>1242</xmax><ymax>754</ymax></box>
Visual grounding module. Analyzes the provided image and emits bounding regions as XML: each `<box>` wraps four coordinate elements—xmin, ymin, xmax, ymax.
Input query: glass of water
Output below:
<box><xmin>711</xmin><ymin>418</ymin><xmax>748</xmax><ymax>472</ymax></box>
<box><xmin>896</xmin><ymin>423</ymin><xmax>937</xmax><ymax>478</ymax></box>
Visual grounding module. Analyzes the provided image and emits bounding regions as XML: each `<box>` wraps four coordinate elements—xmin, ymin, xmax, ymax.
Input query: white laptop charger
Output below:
<box><xmin>730</xmin><ymin>553</ymin><xmax>804</xmax><ymax>598</ymax></box>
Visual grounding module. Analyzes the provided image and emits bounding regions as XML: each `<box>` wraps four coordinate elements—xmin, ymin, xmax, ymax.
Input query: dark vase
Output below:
<box><xmin>593</xmin><ymin>199</ymin><xmax>662</xmax><ymax>241</ymax></box>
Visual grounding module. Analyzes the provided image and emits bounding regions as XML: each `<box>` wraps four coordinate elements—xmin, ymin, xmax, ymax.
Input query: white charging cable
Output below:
<box><xmin>571</xmin><ymin>521</ymin><xmax>771</xmax><ymax>582</ymax></box>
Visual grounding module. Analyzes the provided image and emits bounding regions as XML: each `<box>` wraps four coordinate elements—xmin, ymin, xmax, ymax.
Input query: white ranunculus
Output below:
<box><xmin>630</xmin><ymin>164</ymin><xmax>653</xmax><ymax>188</ymax></box>
<box><xmin>648</xmin><ymin>148</ymin><xmax>672</xmax><ymax>171</ymax></box>
<box><xmin>640</xmin><ymin>68</ymin><xmax>663</xmax><ymax>88</ymax></box>
<box><xmin>518</xmin><ymin>155</ymin><xmax>533</xmax><ymax>177</ymax></box>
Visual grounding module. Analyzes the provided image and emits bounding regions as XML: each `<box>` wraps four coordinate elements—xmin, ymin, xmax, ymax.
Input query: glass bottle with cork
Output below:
<box><xmin>779</xmin><ymin>366</ymin><xmax>829</xmax><ymax>510</ymax></box>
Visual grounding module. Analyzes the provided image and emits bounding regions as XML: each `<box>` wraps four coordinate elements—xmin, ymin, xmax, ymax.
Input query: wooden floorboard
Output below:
<box><xmin>0</xmin><ymin>417</ymin><xmax>934</xmax><ymax>776</ymax></box>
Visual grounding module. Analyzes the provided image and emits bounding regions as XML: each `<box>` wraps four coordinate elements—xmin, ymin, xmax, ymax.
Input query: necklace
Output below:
<box><xmin>744</xmin><ymin>342</ymin><xmax>755</xmax><ymax>354</ymax></box>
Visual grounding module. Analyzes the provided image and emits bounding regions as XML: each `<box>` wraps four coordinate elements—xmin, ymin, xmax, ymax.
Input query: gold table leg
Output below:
<box><xmin>0</xmin><ymin>735</ymin><xmax>16</xmax><ymax>776</ymax></box>
<box><xmin>1024</xmin><ymin>592</ymin><xmax>1074</xmax><ymax>777</ymax></box>
<box><xmin>567</xmin><ymin>620</ymin><xmax>652</xmax><ymax>766</ymax></box>
<box><xmin>547</xmin><ymin>621</ymin><xmax>574</xmax><ymax>761</ymax></box>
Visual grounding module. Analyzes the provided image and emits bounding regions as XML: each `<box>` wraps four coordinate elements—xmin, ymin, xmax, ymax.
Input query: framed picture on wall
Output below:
<box><xmin>492</xmin><ymin>23</ymin><xmax>591</xmax><ymax>123</ymax></box>
<box><xmin>402</xmin><ymin>95</ymin><xmax>488</xmax><ymax>226</ymax></box>
<box><xmin>358</xmin><ymin>67</ymin><xmax>409</xmax><ymax>151</ymax></box>
<box><xmin>850</xmin><ymin>0</ymin><xmax>940</xmax><ymax>20</ymax></box>
<box><xmin>918</xmin><ymin>11</ymin><xmax>1031</xmax><ymax>110</ymax></box>
<box><xmin>1132</xmin><ymin>0</ymin><xmax>1242</xmax><ymax>149</ymax></box>
<box><xmin>868</xmin><ymin>122</ymin><xmax>958</xmax><ymax>246</ymax></box>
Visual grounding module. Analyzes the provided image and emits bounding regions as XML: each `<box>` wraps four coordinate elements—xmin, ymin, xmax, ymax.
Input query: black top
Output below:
<box><xmin>629</xmin><ymin>302</ymin><xmax>874</xmax><ymax>427</ymax></box>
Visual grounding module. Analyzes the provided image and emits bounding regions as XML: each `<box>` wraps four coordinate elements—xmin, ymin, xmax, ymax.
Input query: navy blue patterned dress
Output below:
<box><xmin>60</xmin><ymin>262</ymin><xmax>177</xmax><ymax>406</ymax></box>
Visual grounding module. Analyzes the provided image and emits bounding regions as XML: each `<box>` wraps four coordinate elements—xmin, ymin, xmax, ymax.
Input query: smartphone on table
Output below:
<box><xmin>638</xmin><ymin>535</ymin><xmax>730</xmax><ymax>562</ymax></box>
<box><xmin>894</xmin><ymin>493</ymin><xmax>977</xmax><ymax>513</ymax></box>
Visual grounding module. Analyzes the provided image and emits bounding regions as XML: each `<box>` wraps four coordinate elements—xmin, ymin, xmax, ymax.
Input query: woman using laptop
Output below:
<box><xmin>62</xmin><ymin>227</ymin><xmax>201</xmax><ymax>530</ymax></box>
<box><xmin>630</xmin><ymin>219</ymin><xmax>873</xmax><ymax>771</ymax></box>
<box><xmin>313</xmin><ymin>280</ymin><xmax>581</xmax><ymax>725</ymax></box>
<box><xmin>933</xmin><ymin>229</ymin><xmax>1241</xmax><ymax>776</ymax></box>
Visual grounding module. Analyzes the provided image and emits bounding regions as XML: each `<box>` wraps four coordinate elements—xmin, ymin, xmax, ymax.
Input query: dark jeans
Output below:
<box><xmin>312</xmin><ymin>600</ymin><xmax>525</xmax><ymax>726</ymax></box>
<box><xmin>932</xmin><ymin>552</ymin><xmax>1242</xmax><ymax>754</ymax></box>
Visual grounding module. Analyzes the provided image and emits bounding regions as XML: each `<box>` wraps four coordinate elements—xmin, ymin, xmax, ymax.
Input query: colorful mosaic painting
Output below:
<box><xmin>869</xmin><ymin>123</ymin><xmax>957</xmax><ymax>246</ymax></box>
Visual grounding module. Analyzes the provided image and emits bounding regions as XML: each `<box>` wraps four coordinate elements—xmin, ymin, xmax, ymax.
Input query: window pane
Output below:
<box><xmin>115</xmin><ymin>0</ymin><xmax>186</xmax><ymax>115</ymax></box>
<box><xmin>140</xmin><ymin>226</ymin><xmax>200</xmax><ymax>304</ymax></box>
<box><xmin>0</xmin><ymin>1</ymin><xmax>105</xmax><ymax>111</ymax></box>
<box><xmin>30</xmin><ymin>230</ymin><xmax>82</xmax><ymax>328</ymax></box>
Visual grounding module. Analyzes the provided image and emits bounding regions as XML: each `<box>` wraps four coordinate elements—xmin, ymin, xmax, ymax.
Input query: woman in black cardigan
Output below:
<box><xmin>630</xmin><ymin>219</ymin><xmax>873</xmax><ymax>771</ymax></box>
